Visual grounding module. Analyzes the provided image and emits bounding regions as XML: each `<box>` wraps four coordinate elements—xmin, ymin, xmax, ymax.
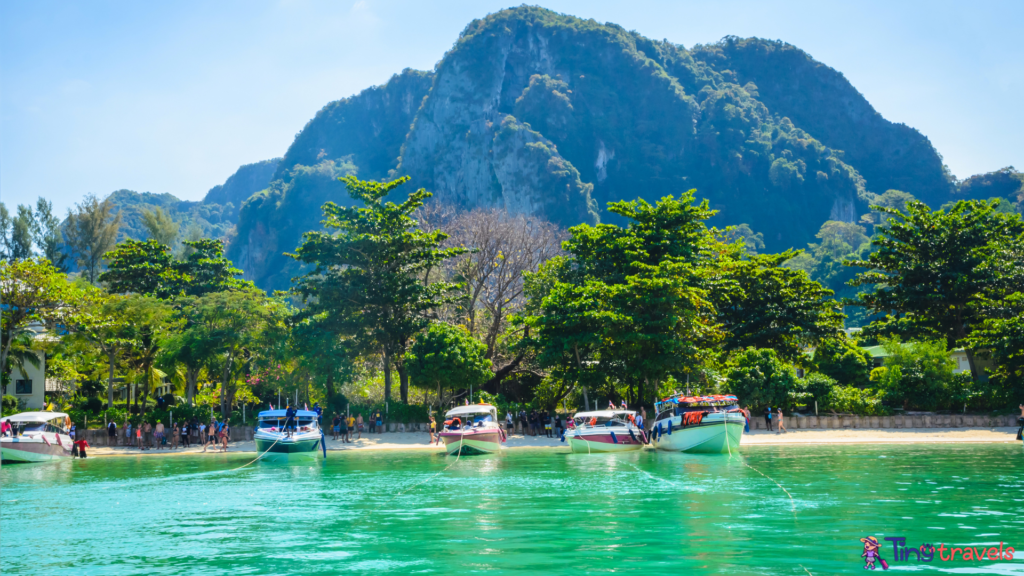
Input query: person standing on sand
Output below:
<box><xmin>143</xmin><ymin>421</ymin><xmax>153</xmax><ymax>449</ymax></box>
<box><xmin>221</xmin><ymin>422</ymin><xmax>230</xmax><ymax>452</ymax></box>
<box><xmin>198</xmin><ymin>422</ymin><xmax>206</xmax><ymax>445</ymax></box>
<box><xmin>374</xmin><ymin>410</ymin><xmax>383</xmax><ymax>434</ymax></box>
<box><xmin>180</xmin><ymin>421</ymin><xmax>190</xmax><ymax>448</ymax></box>
<box><xmin>429</xmin><ymin>416</ymin><xmax>437</xmax><ymax>443</ymax></box>
<box><xmin>776</xmin><ymin>408</ymin><xmax>787</xmax><ymax>434</ymax></box>
<box><xmin>355</xmin><ymin>413</ymin><xmax>363</xmax><ymax>440</ymax></box>
<box><xmin>107</xmin><ymin>420</ymin><xmax>117</xmax><ymax>446</ymax></box>
<box><xmin>136</xmin><ymin>425</ymin><xmax>143</xmax><ymax>449</ymax></box>
<box><xmin>154</xmin><ymin>420</ymin><xmax>165</xmax><ymax>450</ymax></box>
<box><xmin>331</xmin><ymin>413</ymin><xmax>340</xmax><ymax>441</ymax></box>
<box><xmin>170</xmin><ymin>422</ymin><xmax>179</xmax><ymax>450</ymax></box>
<box><xmin>339</xmin><ymin>415</ymin><xmax>349</xmax><ymax>443</ymax></box>
<box><xmin>763</xmin><ymin>407</ymin><xmax>773</xmax><ymax>432</ymax></box>
<box><xmin>124</xmin><ymin>419</ymin><xmax>131</xmax><ymax>447</ymax></box>
<box><xmin>346</xmin><ymin>413</ymin><xmax>355</xmax><ymax>442</ymax></box>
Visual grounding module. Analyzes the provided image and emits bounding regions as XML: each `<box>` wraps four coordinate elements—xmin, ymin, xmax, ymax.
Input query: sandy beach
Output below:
<box><xmin>82</xmin><ymin>426</ymin><xmax>1021</xmax><ymax>457</ymax></box>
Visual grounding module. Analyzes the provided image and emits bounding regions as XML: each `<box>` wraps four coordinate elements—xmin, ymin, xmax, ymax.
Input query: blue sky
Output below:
<box><xmin>2</xmin><ymin>0</ymin><xmax>1021</xmax><ymax>215</ymax></box>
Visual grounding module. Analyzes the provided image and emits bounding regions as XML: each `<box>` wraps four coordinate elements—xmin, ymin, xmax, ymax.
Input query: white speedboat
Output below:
<box><xmin>564</xmin><ymin>410</ymin><xmax>646</xmax><ymax>454</ymax></box>
<box><xmin>650</xmin><ymin>394</ymin><xmax>744</xmax><ymax>454</ymax></box>
<box><xmin>253</xmin><ymin>409</ymin><xmax>324</xmax><ymax>462</ymax></box>
<box><xmin>438</xmin><ymin>404</ymin><xmax>505</xmax><ymax>455</ymax></box>
<box><xmin>1</xmin><ymin>412</ymin><xmax>73</xmax><ymax>462</ymax></box>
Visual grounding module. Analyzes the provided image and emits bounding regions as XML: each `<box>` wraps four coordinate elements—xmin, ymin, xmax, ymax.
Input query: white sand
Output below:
<box><xmin>84</xmin><ymin>426</ymin><xmax>1021</xmax><ymax>457</ymax></box>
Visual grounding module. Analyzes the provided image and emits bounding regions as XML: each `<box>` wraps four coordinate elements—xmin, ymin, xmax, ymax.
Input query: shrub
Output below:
<box><xmin>812</xmin><ymin>337</ymin><xmax>872</xmax><ymax>386</ymax></box>
<box><xmin>85</xmin><ymin>397</ymin><xmax>104</xmax><ymax>413</ymax></box>
<box><xmin>876</xmin><ymin>338</ymin><xmax>955</xmax><ymax>410</ymax></box>
<box><xmin>725</xmin><ymin>348</ymin><xmax>800</xmax><ymax>410</ymax></box>
<box><xmin>802</xmin><ymin>372</ymin><xmax>837</xmax><ymax>407</ymax></box>
<box><xmin>2</xmin><ymin>395</ymin><xmax>18</xmax><ymax>413</ymax></box>
<box><xmin>825</xmin><ymin>385</ymin><xmax>888</xmax><ymax>416</ymax></box>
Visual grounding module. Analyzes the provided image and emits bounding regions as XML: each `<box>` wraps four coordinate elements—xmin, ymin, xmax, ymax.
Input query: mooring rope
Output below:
<box><xmin>741</xmin><ymin>459</ymin><xmax>795</xmax><ymax>512</ymax></box>
<box><xmin>376</xmin><ymin>434</ymin><xmax>464</xmax><ymax>509</ymax></box>
<box><xmin>227</xmin><ymin>433</ymin><xmax>284</xmax><ymax>472</ymax></box>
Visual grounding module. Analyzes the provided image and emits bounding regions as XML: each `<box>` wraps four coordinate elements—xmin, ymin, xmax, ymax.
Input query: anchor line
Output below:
<box><xmin>741</xmin><ymin>459</ymin><xmax>796</xmax><ymax>513</ymax></box>
<box><xmin>227</xmin><ymin>434</ymin><xmax>284</xmax><ymax>472</ymax></box>
<box><xmin>376</xmin><ymin>434</ymin><xmax>464</xmax><ymax>510</ymax></box>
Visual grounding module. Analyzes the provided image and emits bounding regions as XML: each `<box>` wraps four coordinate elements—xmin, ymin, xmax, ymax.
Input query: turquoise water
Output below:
<box><xmin>2</xmin><ymin>444</ymin><xmax>1023</xmax><ymax>575</ymax></box>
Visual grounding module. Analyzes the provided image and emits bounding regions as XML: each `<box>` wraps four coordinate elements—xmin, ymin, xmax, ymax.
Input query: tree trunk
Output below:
<box><xmin>324</xmin><ymin>370</ymin><xmax>336</xmax><ymax>403</ymax></box>
<box><xmin>221</xmin><ymin>353</ymin><xmax>233</xmax><ymax>419</ymax></box>
<box><xmin>186</xmin><ymin>365</ymin><xmax>199</xmax><ymax>407</ymax></box>
<box><xmin>398</xmin><ymin>362</ymin><xmax>409</xmax><ymax>404</ymax></box>
<box><xmin>107</xmin><ymin>349</ymin><xmax>116</xmax><ymax>409</ymax></box>
<box><xmin>382</xmin><ymin>347</ymin><xmax>392</xmax><ymax>402</ymax></box>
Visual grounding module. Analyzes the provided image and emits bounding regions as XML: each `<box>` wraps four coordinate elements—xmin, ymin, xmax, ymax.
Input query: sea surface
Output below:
<box><xmin>2</xmin><ymin>443</ymin><xmax>1023</xmax><ymax>575</ymax></box>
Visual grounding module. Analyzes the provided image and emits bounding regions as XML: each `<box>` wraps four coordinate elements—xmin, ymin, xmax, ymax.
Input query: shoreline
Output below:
<box><xmin>79</xmin><ymin>426</ymin><xmax>1022</xmax><ymax>457</ymax></box>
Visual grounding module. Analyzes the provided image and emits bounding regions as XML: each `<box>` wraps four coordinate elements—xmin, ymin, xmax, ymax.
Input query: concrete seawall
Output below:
<box><xmin>750</xmin><ymin>414</ymin><xmax>1021</xmax><ymax>430</ymax></box>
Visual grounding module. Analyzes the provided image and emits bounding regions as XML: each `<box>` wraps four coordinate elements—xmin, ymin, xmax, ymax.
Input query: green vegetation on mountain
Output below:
<box><xmin>234</xmin><ymin>6</ymin><xmax>997</xmax><ymax>292</ymax></box>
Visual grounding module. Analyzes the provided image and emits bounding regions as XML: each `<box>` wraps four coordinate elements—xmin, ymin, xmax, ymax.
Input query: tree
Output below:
<box><xmin>874</xmin><ymin>338</ymin><xmax>955</xmax><ymax>411</ymax></box>
<box><xmin>441</xmin><ymin>207</ymin><xmax>563</xmax><ymax>383</ymax></box>
<box><xmin>966</xmin><ymin>292</ymin><xmax>1024</xmax><ymax>405</ymax></box>
<box><xmin>186</xmin><ymin>289</ymin><xmax>288</xmax><ymax>418</ymax></box>
<box><xmin>725</xmin><ymin>348</ymin><xmax>799</xmax><ymax>410</ymax></box>
<box><xmin>11</xmin><ymin>205</ymin><xmax>35</xmax><ymax>260</ymax></box>
<box><xmin>65</xmin><ymin>193</ymin><xmax>122</xmax><ymax>283</ymax></box>
<box><xmin>72</xmin><ymin>294</ymin><xmax>133</xmax><ymax>408</ymax></box>
<box><xmin>1</xmin><ymin>259</ymin><xmax>86</xmax><ymax>383</ymax></box>
<box><xmin>811</xmin><ymin>336</ymin><xmax>872</xmax><ymax>387</ymax></box>
<box><xmin>32</xmin><ymin>198</ymin><xmax>70</xmax><ymax>271</ymax></box>
<box><xmin>848</xmin><ymin>199</ymin><xmax>1024</xmax><ymax>377</ymax></box>
<box><xmin>100</xmin><ymin>238</ymin><xmax>245</xmax><ymax>298</ymax></box>
<box><xmin>522</xmin><ymin>193</ymin><xmax>722</xmax><ymax>409</ymax></box>
<box><xmin>405</xmin><ymin>322</ymin><xmax>491</xmax><ymax>408</ymax></box>
<box><xmin>112</xmin><ymin>296</ymin><xmax>180</xmax><ymax>414</ymax></box>
<box><xmin>99</xmin><ymin>240</ymin><xmax>179</xmax><ymax>297</ymax></box>
<box><xmin>141</xmin><ymin>207</ymin><xmax>180</xmax><ymax>248</ymax></box>
<box><xmin>291</xmin><ymin>176</ymin><xmax>467</xmax><ymax>403</ymax></box>
<box><xmin>714</xmin><ymin>249</ymin><xmax>844</xmax><ymax>361</ymax></box>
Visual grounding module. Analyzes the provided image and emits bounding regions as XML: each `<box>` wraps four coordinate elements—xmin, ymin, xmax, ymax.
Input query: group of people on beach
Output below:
<box><xmin>102</xmin><ymin>418</ymin><xmax>231</xmax><ymax>452</ymax></box>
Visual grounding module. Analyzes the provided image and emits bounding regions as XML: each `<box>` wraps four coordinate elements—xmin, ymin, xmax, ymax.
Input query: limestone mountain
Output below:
<box><xmin>228</xmin><ymin>6</ymin><xmax>982</xmax><ymax>291</ymax></box>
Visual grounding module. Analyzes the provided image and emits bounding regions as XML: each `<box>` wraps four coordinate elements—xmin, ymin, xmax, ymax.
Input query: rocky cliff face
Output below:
<box><xmin>227</xmin><ymin>6</ymin><xmax>974</xmax><ymax>291</ymax></box>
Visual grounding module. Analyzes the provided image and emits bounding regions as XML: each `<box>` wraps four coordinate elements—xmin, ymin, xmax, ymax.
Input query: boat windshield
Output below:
<box><xmin>575</xmin><ymin>416</ymin><xmax>627</xmax><ymax>427</ymax></box>
<box><xmin>471</xmin><ymin>414</ymin><xmax>493</xmax><ymax>427</ymax></box>
<box><xmin>19</xmin><ymin>422</ymin><xmax>47</xmax><ymax>433</ymax></box>
<box><xmin>257</xmin><ymin>418</ymin><xmax>318</xmax><ymax>430</ymax></box>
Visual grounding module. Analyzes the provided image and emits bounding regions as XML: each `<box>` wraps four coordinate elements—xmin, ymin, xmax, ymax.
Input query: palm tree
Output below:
<box><xmin>1</xmin><ymin>328</ymin><xmax>41</xmax><ymax>396</ymax></box>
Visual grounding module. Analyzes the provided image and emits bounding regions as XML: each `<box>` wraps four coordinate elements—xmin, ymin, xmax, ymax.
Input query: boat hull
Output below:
<box><xmin>651</xmin><ymin>414</ymin><xmax>745</xmax><ymax>454</ymax></box>
<box><xmin>440</xmin><ymin>430</ymin><xmax>501</xmax><ymax>455</ymax></box>
<box><xmin>1</xmin><ymin>436</ymin><xmax>72</xmax><ymax>462</ymax></box>
<box><xmin>566</xmin><ymin>430</ymin><xmax>645</xmax><ymax>454</ymax></box>
<box><xmin>254</xmin><ymin>434</ymin><xmax>323</xmax><ymax>462</ymax></box>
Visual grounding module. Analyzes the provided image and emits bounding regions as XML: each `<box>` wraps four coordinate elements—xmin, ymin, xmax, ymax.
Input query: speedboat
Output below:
<box><xmin>438</xmin><ymin>404</ymin><xmax>505</xmax><ymax>455</ymax></box>
<box><xmin>563</xmin><ymin>410</ymin><xmax>646</xmax><ymax>453</ymax></box>
<box><xmin>253</xmin><ymin>409</ymin><xmax>324</xmax><ymax>462</ymax></box>
<box><xmin>1</xmin><ymin>412</ymin><xmax>73</xmax><ymax>462</ymax></box>
<box><xmin>650</xmin><ymin>394</ymin><xmax>744</xmax><ymax>454</ymax></box>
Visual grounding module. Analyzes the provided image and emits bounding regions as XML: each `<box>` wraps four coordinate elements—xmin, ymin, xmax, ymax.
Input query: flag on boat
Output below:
<box><xmin>269</xmin><ymin>403</ymin><xmax>274</xmax><ymax>410</ymax></box>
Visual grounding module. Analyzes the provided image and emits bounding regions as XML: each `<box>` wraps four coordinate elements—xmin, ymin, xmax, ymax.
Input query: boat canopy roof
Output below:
<box><xmin>445</xmin><ymin>404</ymin><xmax>497</xmax><ymax>418</ymax></box>
<box><xmin>1</xmin><ymin>411</ymin><xmax>70</xmax><ymax>423</ymax></box>
<box><xmin>574</xmin><ymin>410</ymin><xmax>635</xmax><ymax>419</ymax></box>
<box><xmin>257</xmin><ymin>409</ymin><xmax>318</xmax><ymax>419</ymax></box>
<box><xmin>656</xmin><ymin>394</ymin><xmax>738</xmax><ymax>409</ymax></box>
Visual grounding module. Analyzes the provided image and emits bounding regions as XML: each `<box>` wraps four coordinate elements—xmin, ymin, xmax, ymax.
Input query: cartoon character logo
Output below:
<box><xmin>860</xmin><ymin>537</ymin><xmax>889</xmax><ymax>570</ymax></box>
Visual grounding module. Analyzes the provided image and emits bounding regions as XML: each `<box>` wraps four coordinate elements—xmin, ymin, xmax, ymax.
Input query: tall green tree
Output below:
<box><xmin>32</xmin><ymin>198</ymin><xmax>70</xmax><ymax>271</ymax></box>
<box><xmin>714</xmin><ymin>248</ymin><xmax>844</xmax><ymax>361</ymax></box>
<box><xmin>101</xmin><ymin>238</ymin><xmax>245</xmax><ymax>298</ymax></box>
<box><xmin>141</xmin><ymin>207</ymin><xmax>180</xmax><ymax>248</ymax></box>
<box><xmin>848</xmin><ymin>199</ymin><xmax>1024</xmax><ymax>377</ymax></box>
<box><xmin>405</xmin><ymin>322</ymin><xmax>491</xmax><ymax>408</ymax></box>
<box><xmin>65</xmin><ymin>193</ymin><xmax>122</xmax><ymax>283</ymax></box>
<box><xmin>725</xmin><ymin>348</ymin><xmax>800</xmax><ymax>410</ymax></box>
<box><xmin>1</xmin><ymin>258</ymin><xmax>87</xmax><ymax>382</ymax></box>
<box><xmin>291</xmin><ymin>176</ymin><xmax>467</xmax><ymax>403</ymax></box>
<box><xmin>522</xmin><ymin>193</ymin><xmax>722</xmax><ymax>408</ymax></box>
<box><xmin>186</xmin><ymin>289</ymin><xmax>288</xmax><ymax>418</ymax></box>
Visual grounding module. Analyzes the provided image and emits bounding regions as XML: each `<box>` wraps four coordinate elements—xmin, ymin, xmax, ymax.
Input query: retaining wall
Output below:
<box><xmin>750</xmin><ymin>414</ymin><xmax>1021</xmax><ymax>431</ymax></box>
